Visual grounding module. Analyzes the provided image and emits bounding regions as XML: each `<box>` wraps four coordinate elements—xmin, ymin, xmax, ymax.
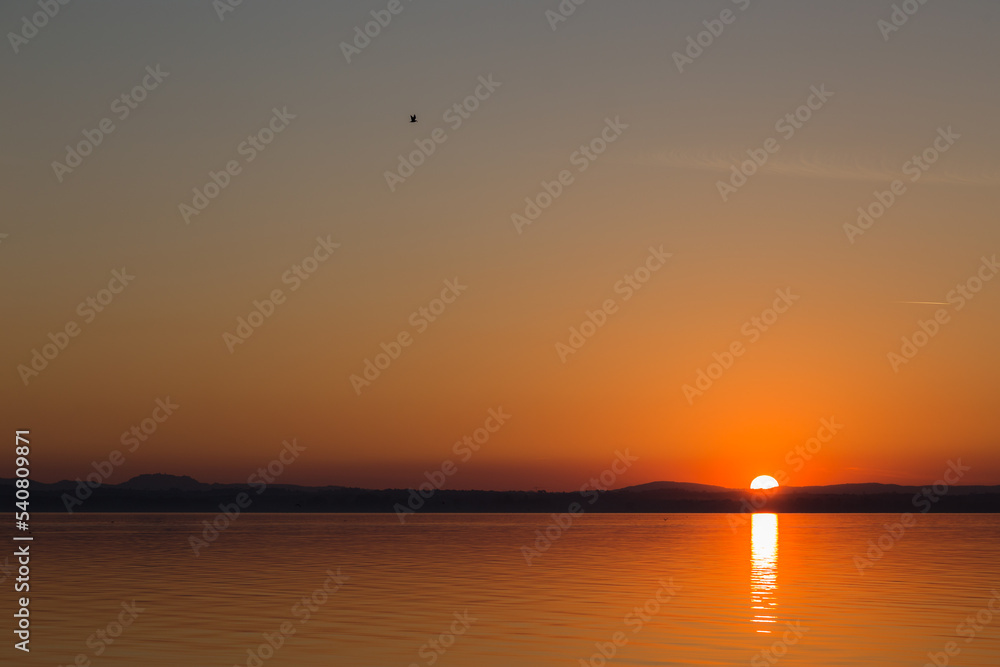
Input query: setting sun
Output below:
<box><xmin>750</xmin><ymin>475</ymin><xmax>780</xmax><ymax>490</ymax></box>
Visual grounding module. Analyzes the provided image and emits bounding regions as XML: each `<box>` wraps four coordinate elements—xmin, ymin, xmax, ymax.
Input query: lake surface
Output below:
<box><xmin>9</xmin><ymin>513</ymin><xmax>1000</xmax><ymax>666</ymax></box>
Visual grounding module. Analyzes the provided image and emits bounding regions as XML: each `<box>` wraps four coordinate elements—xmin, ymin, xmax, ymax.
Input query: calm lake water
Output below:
<box><xmin>9</xmin><ymin>513</ymin><xmax>1000</xmax><ymax>666</ymax></box>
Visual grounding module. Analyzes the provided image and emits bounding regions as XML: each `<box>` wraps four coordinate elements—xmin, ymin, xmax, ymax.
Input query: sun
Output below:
<box><xmin>750</xmin><ymin>475</ymin><xmax>779</xmax><ymax>490</ymax></box>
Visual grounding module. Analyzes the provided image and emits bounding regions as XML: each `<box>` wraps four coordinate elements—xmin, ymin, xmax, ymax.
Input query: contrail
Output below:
<box><xmin>892</xmin><ymin>301</ymin><xmax>949</xmax><ymax>305</ymax></box>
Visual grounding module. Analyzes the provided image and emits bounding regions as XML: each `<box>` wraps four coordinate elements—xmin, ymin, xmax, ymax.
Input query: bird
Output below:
<box><xmin>410</xmin><ymin>114</ymin><xmax>417</xmax><ymax>123</ymax></box>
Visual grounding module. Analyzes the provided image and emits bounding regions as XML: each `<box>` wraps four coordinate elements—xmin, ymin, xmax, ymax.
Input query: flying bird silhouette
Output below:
<box><xmin>410</xmin><ymin>114</ymin><xmax>417</xmax><ymax>123</ymax></box>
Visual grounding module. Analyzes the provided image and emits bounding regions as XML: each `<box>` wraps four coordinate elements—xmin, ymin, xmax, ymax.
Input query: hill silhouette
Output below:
<box><xmin>5</xmin><ymin>474</ymin><xmax>1000</xmax><ymax>513</ymax></box>
<box><xmin>118</xmin><ymin>473</ymin><xmax>204</xmax><ymax>491</ymax></box>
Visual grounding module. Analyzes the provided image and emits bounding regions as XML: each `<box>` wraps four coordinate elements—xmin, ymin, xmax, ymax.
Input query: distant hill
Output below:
<box><xmin>620</xmin><ymin>481</ymin><xmax>734</xmax><ymax>493</ymax></box>
<box><xmin>784</xmin><ymin>483</ymin><xmax>1000</xmax><ymax>496</ymax></box>
<box><xmin>3</xmin><ymin>475</ymin><xmax>1000</xmax><ymax>513</ymax></box>
<box><xmin>624</xmin><ymin>481</ymin><xmax>1000</xmax><ymax>496</ymax></box>
<box><xmin>118</xmin><ymin>473</ymin><xmax>204</xmax><ymax>491</ymax></box>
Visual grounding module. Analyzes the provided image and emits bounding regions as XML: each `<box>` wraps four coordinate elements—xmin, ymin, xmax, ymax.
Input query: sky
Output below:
<box><xmin>1</xmin><ymin>0</ymin><xmax>999</xmax><ymax>490</ymax></box>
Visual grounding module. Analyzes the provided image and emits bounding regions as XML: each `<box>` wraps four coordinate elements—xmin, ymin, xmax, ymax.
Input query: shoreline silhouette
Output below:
<box><xmin>8</xmin><ymin>474</ymin><xmax>1000</xmax><ymax>513</ymax></box>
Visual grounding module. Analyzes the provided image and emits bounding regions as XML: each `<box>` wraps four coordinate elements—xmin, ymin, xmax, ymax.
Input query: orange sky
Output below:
<box><xmin>2</xmin><ymin>0</ymin><xmax>999</xmax><ymax>490</ymax></box>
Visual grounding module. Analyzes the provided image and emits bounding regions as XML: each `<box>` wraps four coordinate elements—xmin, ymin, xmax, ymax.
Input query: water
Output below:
<box><xmin>9</xmin><ymin>513</ymin><xmax>1000</xmax><ymax>666</ymax></box>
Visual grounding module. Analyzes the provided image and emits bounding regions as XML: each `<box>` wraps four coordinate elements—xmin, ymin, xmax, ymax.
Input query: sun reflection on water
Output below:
<box><xmin>751</xmin><ymin>513</ymin><xmax>778</xmax><ymax>633</ymax></box>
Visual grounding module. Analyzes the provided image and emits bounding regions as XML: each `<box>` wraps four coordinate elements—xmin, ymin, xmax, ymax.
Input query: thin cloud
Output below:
<box><xmin>643</xmin><ymin>149</ymin><xmax>1000</xmax><ymax>186</ymax></box>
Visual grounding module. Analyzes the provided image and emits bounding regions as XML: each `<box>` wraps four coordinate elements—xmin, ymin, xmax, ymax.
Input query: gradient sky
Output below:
<box><xmin>2</xmin><ymin>0</ymin><xmax>999</xmax><ymax>490</ymax></box>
